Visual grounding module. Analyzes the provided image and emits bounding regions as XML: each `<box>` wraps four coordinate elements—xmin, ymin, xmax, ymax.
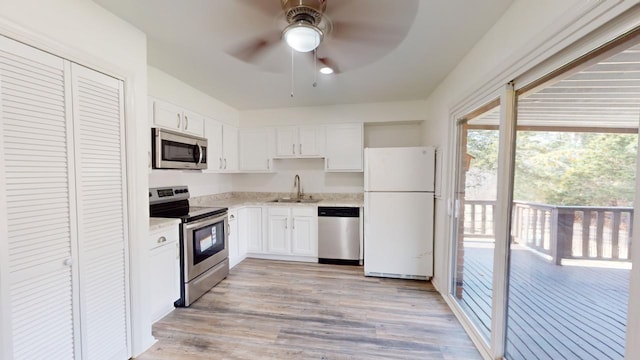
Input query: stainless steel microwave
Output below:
<box><xmin>152</xmin><ymin>128</ymin><xmax>208</xmax><ymax>170</ymax></box>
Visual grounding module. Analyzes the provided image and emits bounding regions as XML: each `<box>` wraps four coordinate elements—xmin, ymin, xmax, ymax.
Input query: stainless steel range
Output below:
<box><xmin>149</xmin><ymin>186</ymin><xmax>229</xmax><ymax>307</ymax></box>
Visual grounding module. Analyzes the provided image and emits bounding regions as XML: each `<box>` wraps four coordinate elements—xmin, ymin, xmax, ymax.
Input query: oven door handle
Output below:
<box><xmin>183</xmin><ymin>213</ymin><xmax>228</xmax><ymax>231</ymax></box>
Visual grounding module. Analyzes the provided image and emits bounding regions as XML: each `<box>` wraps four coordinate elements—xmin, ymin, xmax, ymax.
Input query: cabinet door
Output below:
<box><xmin>267</xmin><ymin>208</ymin><xmax>290</xmax><ymax>254</ymax></box>
<box><xmin>243</xmin><ymin>207</ymin><xmax>263</xmax><ymax>253</ymax></box>
<box><xmin>275</xmin><ymin>126</ymin><xmax>297</xmax><ymax>157</ymax></box>
<box><xmin>71</xmin><ymin>63</ymin><xmax>129</xmax><ymax>360</ymax></box>
<box><xmin>228</xmin><ymin>210</ymin><xmax>240</xmax><ymax>268</ymax></box>
<box><xmin>205</xmin><ymin>118</ymin><xmax>224</xmax><ymax>171</ymax></box>
<box><xmin>291</xmin><ymin>216</ymin><xmax>317</xmax><ymax>256</ymax></box>
<box><xmin>0</xmin><ymin>37</ymin><xmax>78</xmax><ymax>360</ymax></box>
<box><xmin>223</xmin><ymin>124</ymin><xmax>239</xmax><ymax>171</ymax></box>
<box><xmin>149</xmin><ymin>241</ymin><xmax>180</xmax><ymax>323</ymax></box>
<box><xmin>239</xmin><ymin>128</ymin><xmax>272</xmax><ymax>171</ymax></box>
<box><xmin>153</xmin><ymin>99</ymin><xmax>183</xmax><ymax>131</ymax></box>
<box><xmin>182</xmin><ymin>109</ymin><xmax>205</xmax><ymax>137</ymax></box>
<box><xmin>298</xmin><ymin>126</ymin><xmax>323</xmax><ymax>157</ymax></box>
<box><xmin>325</xmin><ymin>124</ymin><xmax>364</xmax><ymax>172</ymax></box>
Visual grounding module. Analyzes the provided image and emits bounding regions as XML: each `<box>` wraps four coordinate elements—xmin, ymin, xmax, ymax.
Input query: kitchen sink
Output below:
<box><xmin>270</xmin><ymin>198</ymin><xmax>322</xmax><ymax>203</ymax></box>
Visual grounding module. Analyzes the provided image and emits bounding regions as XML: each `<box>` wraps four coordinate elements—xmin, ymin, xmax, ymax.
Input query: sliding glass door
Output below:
<box><xmin>451</xmin><ymin>103</ymin><xmax>501</xmax><ymax>343</ymax></box>
<box><xmin>503</xmin><ymin>41</ymin><xmax>639</xmax><ymax>360</ymax></box>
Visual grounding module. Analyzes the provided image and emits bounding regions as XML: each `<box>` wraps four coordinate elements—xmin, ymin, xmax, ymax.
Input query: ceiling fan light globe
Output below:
<box><xmin>283</xmin><ymin>23</ymin><xmax>322</xmax><ymax>52</ymax></box>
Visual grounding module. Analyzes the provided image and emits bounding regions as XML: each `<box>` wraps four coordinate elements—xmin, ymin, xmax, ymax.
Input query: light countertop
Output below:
<box><xmin>190</xmin><ymin>192</ymin><xmax>364</xmax><ymax>209</ymax></box>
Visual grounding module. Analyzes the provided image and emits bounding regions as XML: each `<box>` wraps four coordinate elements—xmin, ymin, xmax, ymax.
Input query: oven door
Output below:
<box><xmin>153</xmin><ymin>128</ymin><xmax>208</xmax><ymax>170</ymax></box>
<box><xmin>183</xmin><ymin>213</ymin><xmax>228</xmax><ymax>282</ymax></box>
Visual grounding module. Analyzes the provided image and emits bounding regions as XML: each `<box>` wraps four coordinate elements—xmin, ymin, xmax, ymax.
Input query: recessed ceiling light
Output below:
<box><xmin>320</xmin><ymin>66</ymin><xmax>334</xmax><ymax>75</ymax></box>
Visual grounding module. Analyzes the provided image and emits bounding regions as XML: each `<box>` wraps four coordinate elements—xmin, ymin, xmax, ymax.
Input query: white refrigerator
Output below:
<box><xmin>364</xmin><ymin>146</ymin><xmax>435</xmax><ymax>280</ymax></box>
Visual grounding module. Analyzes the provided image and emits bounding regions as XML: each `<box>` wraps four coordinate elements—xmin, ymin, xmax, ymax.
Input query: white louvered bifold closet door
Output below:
<box><xmin>70</xmin><ymin>64</ymin><xmax>130</xmax><ymax>360</ymax></box>
<box><xmin>0</xmin><ymin>37</ymin><xmax>80</xmax><ymax>359</ymax></box>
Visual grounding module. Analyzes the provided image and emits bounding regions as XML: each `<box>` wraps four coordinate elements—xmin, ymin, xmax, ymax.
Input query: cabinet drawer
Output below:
<box><xmin>292</xmin><ymin>207</ymin><xmax>315</xmax><ymax>217</ymax></box>
<box><xmin>149</xmin><ymin>225</ymin><xmax>179</xmax><ymax>250</ymax></box>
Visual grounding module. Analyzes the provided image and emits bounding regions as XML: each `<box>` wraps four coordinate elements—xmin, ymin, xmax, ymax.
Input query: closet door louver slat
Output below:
<box><xmin>0</xmin><ymin>36</ymin><xmax>77</xmax><ymax>360</ymax></box>
<box><xmin>71</xmin><ymin>63</ymin><xmax>129</xmax><ymax>360</ymax></box>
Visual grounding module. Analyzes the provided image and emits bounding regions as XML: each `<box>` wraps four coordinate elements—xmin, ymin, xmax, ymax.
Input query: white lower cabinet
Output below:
<box><xmin>228</xmin><ymin>209</ymin><xmax>240</xmax><ymax>268</ymax></box>
<box><xmin>148</xmin><ymin>226</ymin><xmax>180</xmax><ymax>323</ymax></box>
<box><xmin>265</xmin><ymin>206</ymin><xmax>318</xmax><ymax>260</ymax></box>
<box><xmin>241</xmin><ymin>207</ymin><xmax>264</xmax><ymax>254</ymax></box>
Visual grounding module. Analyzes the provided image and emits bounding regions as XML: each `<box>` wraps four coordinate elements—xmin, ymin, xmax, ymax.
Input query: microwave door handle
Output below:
<box><xmin>195</xmin><ymin>144</ymin><xmax>203</xmax><ymax>165</ymax></box>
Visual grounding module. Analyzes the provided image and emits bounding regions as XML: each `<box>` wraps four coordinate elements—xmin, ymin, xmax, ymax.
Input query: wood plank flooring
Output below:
<box><xmin>137</xmin><ymin>258</ymin><xmax>481</xmax><ymax>360</ymax></box>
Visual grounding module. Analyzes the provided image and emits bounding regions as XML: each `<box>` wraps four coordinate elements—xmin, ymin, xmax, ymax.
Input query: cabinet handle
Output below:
<box><xmin>299</xmin><ymin>144</ymin><xmax>302</xmax><ymax>154</ymax></box>
<box><xmin>267</xmin><ymin>159</ymin><xmax>270</xmax><ymax>170</ymax></box>
<box><xmin>224</xmin><ymin>158</ymin><xmax>227</xmax><ymax>169</ymax></box>
<box><xmin>285</xmin><ymin>219</ymin><xmax>288</xmax><ymax>229</ymax></box>
<box><xmin>177</xmin><ymin>113</ymin><xmax>181</xmax><ymax>128</ymax></box>
<box><xmin>157</xmin><ymin>236</ymin><xmax>167</xmax><ymax>244</ymax></box>
<box><xmin>184</xmin><ymin>115</ymin><xmax>189</xmax><ymax>130</ymax></box>
<box><xmin>219</xmin><ymin>158</ymin><xmax>223</xmax><ymax>169</ymax></box>
<box><xmin>292</xmin><ymin>220</ymin><xmax>295</xmax><ymax>230</ymax></box>
<box><xmin>292</xmin><ymin>143</ymin><xmax>295</xmax><ymax>155</ymax></box>
<box><xmin>230</xmin><ymin>214</ymin><xmax>235</xmax><ymax>219</ymax></box>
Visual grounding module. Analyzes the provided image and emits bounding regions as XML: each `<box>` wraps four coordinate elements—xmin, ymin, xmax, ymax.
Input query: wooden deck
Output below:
<box><xmin>458</xmin><ymin>241</ymin><xmax>629</xmax><ymax>360</ymax></box>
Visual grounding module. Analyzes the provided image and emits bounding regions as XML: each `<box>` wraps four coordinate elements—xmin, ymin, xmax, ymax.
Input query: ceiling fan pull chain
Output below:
<box><xmin>313</xmin><ymin>49</ymin><xmax>318</xmax><ymax>88</ymax></box>
<box><xmin>291</xmin><ymin>48</ymin><xmax>294</xmax><ymax>98</ymax></box>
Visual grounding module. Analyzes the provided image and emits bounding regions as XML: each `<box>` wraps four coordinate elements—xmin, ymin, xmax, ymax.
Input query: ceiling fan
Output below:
<box><xmin>229</xmin><ymin>0</ymin><xmax>419</xmax><ymax>74</ymax></box>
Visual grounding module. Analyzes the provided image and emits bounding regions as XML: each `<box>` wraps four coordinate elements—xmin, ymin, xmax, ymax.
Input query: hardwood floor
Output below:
<box><xmin>137</xmin><ymin>258</ymin><xmax>481</xmax><ymax>360</ymax></box>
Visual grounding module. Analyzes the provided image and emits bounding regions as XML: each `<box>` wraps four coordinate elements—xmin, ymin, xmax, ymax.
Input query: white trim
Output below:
<box><xmin>491</xmin><ymin>83</ymin><xmax>517</xmax><ymax>358</ymax></box>
<box><xmin>625</xmin><ymin>100</ymin><xmax>640</xmax><ymax>358</ymax></box>
<box><xmin>0</xmin><ymin>44</ymin><xmax>12</xmax><ymax>360</ymax></box>
<box><xmin>443</xmin><ymin>293</ymin><xmax>492</xmax><ymax>360</ymax></box>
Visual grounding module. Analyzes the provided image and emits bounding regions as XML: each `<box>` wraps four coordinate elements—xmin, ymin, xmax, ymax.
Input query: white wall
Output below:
<box><xmin>0</xmin><ymin>0</ymin><xmax>152</xmax><ymax>356</ymax></box>
<box><xmin>364</xmin><ymin>122</ymin><xmax>424</xmax><ymax>148</ymax></box>
<box><xmin>149</xmin><ymin>171</ymin><xmax>234</xmax><ymax>197</ymax></box>
<box><xmin>148</xmin><ymin>66</ymin><xmax>240</xmax><ymax>126</ymax></box>
<box><xmin>147</xmin><ymin>66</ymin><xmax>240</xmax><ymax>196</ymax></box>
<box><xmin>232</xmin><ymin>159</ymin><xmax>364</xmax><ymax>194</ymax></box>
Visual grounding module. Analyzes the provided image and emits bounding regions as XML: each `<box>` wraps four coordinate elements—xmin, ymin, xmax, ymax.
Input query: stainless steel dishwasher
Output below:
<box><xmin>318</xmin><ymin>207</ymin><xmax>361</xmax><ymax>265</ymax></box>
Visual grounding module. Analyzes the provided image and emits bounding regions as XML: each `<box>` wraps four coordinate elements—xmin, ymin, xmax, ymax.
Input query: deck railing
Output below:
<box><xmin>463</xmin><ymin>200</ymin><xmax>633</xmax><ymax>264</ymax></box>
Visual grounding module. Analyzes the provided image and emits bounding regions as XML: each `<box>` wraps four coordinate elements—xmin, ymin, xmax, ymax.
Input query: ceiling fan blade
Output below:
<box><xmin>319</xmin><ymin>57</ymin><xmax>340</xmax><ymax>74</ymax></box>
<box><xmin>306</xmin><ymin>52</ymin><xmax>340</xmax><ymax>73</ymax></box>
<box><xmin>227</xmin><ymin>31</ymin><xmax>281</xmax><ymax>63</ymax></box>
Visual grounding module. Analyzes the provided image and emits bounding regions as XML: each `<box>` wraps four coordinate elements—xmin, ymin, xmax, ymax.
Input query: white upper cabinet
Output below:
<box><xmin>239</xmin><ymin>128</ymin><xmax>274</xmax><ymax>172</ymax></box>
<box><xmin>325</xmin><ymin>123</ymin><xmax>364</xmax><ymax>172</ymax></box>
<box><xmin>274</xmin><ymin>125</ymin><xmax>324</xmax><ymax>158</ymax></box>
<box><xmin>205</xmin><ymin>117</ymin><xmax>238</xmax><ymax>172</ymax></box>
<box><xmin>151</xmin><ymin>99</ymin><xmax>205</xmax><ymax>137</ymax></box>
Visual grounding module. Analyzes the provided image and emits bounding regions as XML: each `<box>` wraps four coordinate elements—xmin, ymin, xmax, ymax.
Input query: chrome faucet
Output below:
<box><xmin>294</xmin><ymin>174</ymin><xmax>301</xmax><ymax>200</ymax></box>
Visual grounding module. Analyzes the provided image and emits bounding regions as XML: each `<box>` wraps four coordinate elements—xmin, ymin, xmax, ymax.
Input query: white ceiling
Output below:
<box><xmin>93</xmin><ymin>0</ymin><xmax>513</xmax><ymax>110</ymax></box>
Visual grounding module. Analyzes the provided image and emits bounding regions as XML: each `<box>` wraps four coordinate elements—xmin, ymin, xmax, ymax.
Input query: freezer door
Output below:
<box><xmin>364</xmin><ymin>147</ymin><xmax>435</xmax><ymax>192</ymax></box>
<box><xmin>364</xmin><ymin>192</ymin><xmax>434</xmax><ymax>278</ymax></box>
